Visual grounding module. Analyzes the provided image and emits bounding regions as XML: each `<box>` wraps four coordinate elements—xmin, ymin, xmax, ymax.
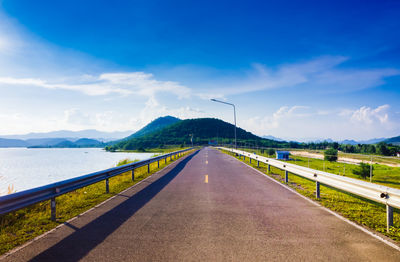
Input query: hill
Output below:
<box><xmin>107</xmin><ymin>118</ymin><xmax>285</xmax><ymax>151</ymax></box>
<box><xmin>74</xmin><ymin>138</ymin><xmax>104</xmax><ymax>147</ymax></box>
<box><xmin>263</xmin><ymin>135</ymin><xmax>285</xmax><ymax>142</ymax></box>
<box><xmin>126</xmin><ymin>116</ymin><xmax>181</xmax><ymax>139</ymax></box>
<box><xmin>0</xmin><ymin>138</ymin><xmax>29</xmax><ymax>147</ymax></box>
<box><xmin>385</xmin><ymin>136</ymin><xmax>400</xmax><ymax>145</ymax></box>
<box><xmin>25</xmin><ymin>138</ymin><xmax>71</xmax><ymax>147</ymax></box>
<box><xmin>28</xmin><ymin>138</ymin><xmax>105</xmax><ymax>148</ymax></box>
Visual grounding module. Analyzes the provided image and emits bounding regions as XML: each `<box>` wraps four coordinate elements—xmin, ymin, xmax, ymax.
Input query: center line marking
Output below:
<box><xmin>205</xmin><ymin>175</ymin><xmax>208</xmax><ymax>183</ymax></box>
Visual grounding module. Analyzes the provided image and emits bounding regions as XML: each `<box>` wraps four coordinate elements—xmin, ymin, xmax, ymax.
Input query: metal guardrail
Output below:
<box><xmin>0</xmin><ymin>147</ymin><xmax>195</xmax><ymax>220</ymax></box>
<box><xmin>220</xmin><ymin>147</ymin><xmax>400</xmax><ymax>232</ymax></box>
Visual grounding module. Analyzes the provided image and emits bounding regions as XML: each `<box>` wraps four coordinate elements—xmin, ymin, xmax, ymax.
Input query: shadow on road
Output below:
<box><xmin>30</xmin><ymin>150</ymin><xmax>199</xmax><ymax>262</ymax></box>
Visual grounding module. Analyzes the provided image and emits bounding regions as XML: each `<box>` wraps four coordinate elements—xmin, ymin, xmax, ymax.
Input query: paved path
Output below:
<box><xmin>3</xmin><ymin>148</ymin><xmax>400</xmax><ymax>261</ymax></box>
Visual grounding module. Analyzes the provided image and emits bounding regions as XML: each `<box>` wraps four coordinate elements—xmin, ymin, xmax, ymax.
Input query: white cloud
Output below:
<box><xmin>243</xmin><ymin>105</ymin><xmax>313</xmax><ymax>134</ymax></box>
<box><xmin>350</xmin><ymin>104</ymin><xmax>390</xmax><ymax>125</ymax></box>
<box><xmin>0</xmin><ymin>72</ymin><xmax>191</xmax><ymax>97</ymax></box>
<box><xmin>241</xmin><ymin>104</ymin><xmax>400</xmax><ymax>140</ymax></box>
<box><xmin>196</xmin><ymin>56</ymin><xmax>400</xmax><ymax>98</ymax></box>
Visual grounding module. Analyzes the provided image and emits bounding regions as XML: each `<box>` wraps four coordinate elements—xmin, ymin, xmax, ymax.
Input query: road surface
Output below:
<box><xmin>3</xmin><ymin>148</ymin><xmax>400</xmax><ymax>261</ymax></box>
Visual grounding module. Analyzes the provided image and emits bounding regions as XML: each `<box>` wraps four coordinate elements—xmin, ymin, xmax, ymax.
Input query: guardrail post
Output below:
<box><xmin>147</xmin><ymin>163</ymin><xmax>150</xmax><ymax>173</ymax></box>
<box><xmin>50</xmin><ymin>197</ymin><xmax>56</xmax><ymax>221</ymax></box>
<box><xmin>250</xmin><ymin>158</ymin><xmax>252</xmax><ymax>164</ymax></box>
<box><xmin>268</xmin><ymin>164</ymin><xmax>270</xmax><ymax>173</ymax></box>
<box><xmin>106</xmin><ymin>177</ymin><xmax>109</xmax><ymax>193</ymax></box>
<box><xmin>316</xmin><ymin>181</ymin><xmax>320</xmax><ymax>199</ymax></box>
<box><xmin>285</xmin><ymin>170</ymin><xmax>288</xmax><ymax>183</ymax></box>
<box><xmin>131</xmin><ymin>169</ymin><xmax>135</xmax><ymax>181</ymax></box>
<box><xmin>387</xmin><ymin>205</ymin><xmax>393</xmax><ymax>232</ymax></box>
<box><xmin>257</xmin><ymin>161</ymin><xmax>259</xmax><ymax>167</ymax></box>
<box><xmin>165</xmin><ymin>157</ymin><xmax>167</xmax><ymax>164</ymax></box>
<box><xmin>157</xmin><ymin>160</ymin><xmax>160</xmax><ymax>168</ymax></box>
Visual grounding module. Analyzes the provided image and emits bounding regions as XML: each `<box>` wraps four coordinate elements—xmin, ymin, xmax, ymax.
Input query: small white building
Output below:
<box><xmin>397</xmin><ymin>152</ymin><xmax>400</xmax><ymax>157</ymax></box>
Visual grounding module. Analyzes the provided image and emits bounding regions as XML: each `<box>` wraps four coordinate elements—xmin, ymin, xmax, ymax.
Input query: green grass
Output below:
<box><xmin>287</xmin><ymin>155</ymin><xmax>400</xmax><ymax>189</ymax></box>
<box><xmin>113</xmin><ymin>146</ymin><xmax>192</xmax><ymax>153</ymax></box>
<box><xmin>241</xmin><ymin>147</ymin><xmax>400</xmax><ymax>189</ymax></box>
<box><xmin>289</xmin><ymin>148</ymin><xmax>400</xmax><ymax>166</ymax></box>
<box><xmin>222</xmin><ymin>149</ymin><xmax>400</xmax><ymax>242</ymax></box>
<box><xmin>0</xmin><ymin>149</ymin><xmax>194</xmax><ymax>255</ymax></box>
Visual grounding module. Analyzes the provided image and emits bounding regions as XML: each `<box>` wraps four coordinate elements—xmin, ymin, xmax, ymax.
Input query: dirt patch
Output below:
<box><xmin>290</xmin><ymin>151</ymin><xmax>400</xmax><ymax>167</ymax></box>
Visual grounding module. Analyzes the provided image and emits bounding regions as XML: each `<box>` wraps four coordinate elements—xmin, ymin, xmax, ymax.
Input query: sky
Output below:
<box><xmin>0</xmin><ymin>0</ymin><xmax>399</xmax><ymax>141</ymax></box>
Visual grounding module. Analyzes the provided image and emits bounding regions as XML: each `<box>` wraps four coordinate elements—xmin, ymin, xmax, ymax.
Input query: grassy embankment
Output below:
<box><xmin>222</xmin><ymin>148</ymin><xmax>400</xmax><ymax>242</ymax></box>
<box><xmin>0</xmin><ymin>149</ymin><xmax>194</xmax><ymax>255</ymax></box>
<box><xmin>113</xmin><ymin>146</ymin><xmax>192</xmax><ymax>153</ymax></box>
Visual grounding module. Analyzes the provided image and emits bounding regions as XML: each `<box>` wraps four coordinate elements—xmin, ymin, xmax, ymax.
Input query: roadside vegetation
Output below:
<box><xmin>221</xmin><ymin>148</ymin><xmax>400</xmax><ymax>242</ymax></box>
<box><xmin>0</xmin><ymin>149</ymin><xmax>194</xmax><ymax>255</ymax></box>
<box><xmin>242</xmin><ymin>147</ymin><xmax>400</xmax><ymax>187</ymax></box>
<box><xmin>110</xmin><ymin>145</ymin><xmax>191</xmax><ymax>153</ymax></box>
<box><xmin>324</xmin><ymin>148</ymin><xmax>338</xmax><ymax>161</ymax></box>
<box><xmin>289</xmin><ymin>149</ymin><xmax>400</xmax><ymax>166</ymax></box>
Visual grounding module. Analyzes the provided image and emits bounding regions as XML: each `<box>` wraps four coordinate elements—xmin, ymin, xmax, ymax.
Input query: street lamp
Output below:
<box><xmin>210</xmin><ymin>98</ymin><xmax>237</xmax><ymax>149</ymax></box>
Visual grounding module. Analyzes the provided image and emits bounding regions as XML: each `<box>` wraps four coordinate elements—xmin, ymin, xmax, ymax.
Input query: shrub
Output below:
<box><xmin>324</xmin><ymin>148</ymin><xmax>338</xmax><ymax>162</ymax></box>
<box><xmin>137</xmin><ymin>147</ymin><xmax>146</xmax><ymax>152</ymax></box>
<box><xmin>353</xmin><ymin>162</ymin><xmax>373</xmax><ymax>179</ymax></box>
<box><xmin>267</xmin><ymin>148</ymin><xmax>275</xmax><ymax>156</ymax></box>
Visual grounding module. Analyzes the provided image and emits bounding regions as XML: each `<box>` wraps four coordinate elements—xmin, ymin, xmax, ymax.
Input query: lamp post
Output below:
<box><xmin>210</xmin><ymin>99</ymin><xmax>237</xmax><ymax>149</ymax></box>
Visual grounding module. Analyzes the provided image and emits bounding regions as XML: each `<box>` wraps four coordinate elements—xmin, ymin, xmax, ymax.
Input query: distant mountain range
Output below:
<box><xmin>0</xmin><ymin>137</ymin><xmax>105</xmax><ymax>148</ymax></box>
<box><xmin>0</xmin><ymin>129</ymin><xmax>133</xmax><ymax>141</ymax></box>
<box><xmin>261</xmin><ymin>135</ymin><xmax>392</xmax><ymax>145</ymax></box>
<box><xmin>0</xmin><ymin>129</ymin><xmax>133</xmax><ymax>148</ymax></box>
<box><xmin>339</xmin><ymin>138</ymin><xmax>386</xmax><ymax>145</ymax></box>
<box><xmin>0</xmin><ymin>116</ymin><xmax>398</xmax><ymax>149</ymax></box>
<box><xmin>0</xmin><ymin>117</ymin><xmax>180</xmax><ymax>148</ymax></box>
<box><xmin>28</xmin><ymin>138</ymin><xmax>105</xmax><ymax>148</ymax></box>
<box><xmin>262</xmin><ymin>135</ymin><xmax>285</xmax><ymax>142</ymax></box>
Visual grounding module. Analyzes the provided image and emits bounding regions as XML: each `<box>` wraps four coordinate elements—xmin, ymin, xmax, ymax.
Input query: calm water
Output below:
<box><xmin>0</xmin><ymin>148</ymin><xmax>157</xmax><ymax>195</ymax></box>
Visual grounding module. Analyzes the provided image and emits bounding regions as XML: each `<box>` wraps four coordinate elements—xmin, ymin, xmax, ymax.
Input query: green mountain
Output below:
<box><xmin>74</xmin><ymin>138</ymin><xmax>104</xmax><ymax>147</ymax></box>
<box><xmin>126</xmin><ymin>116</ymin><xmax>181</xmax><ymax>140</ymax></box>
<box><xmin>107</xmin><ymin>118</ymin><xmax>285</xmax><ymax>151</ymax></box>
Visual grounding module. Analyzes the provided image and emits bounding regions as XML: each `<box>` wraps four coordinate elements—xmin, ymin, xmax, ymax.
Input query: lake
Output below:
<box><xmin>0</xmin><ymin>148</ymin><xmax>157</xmax><ymax>196</ymax></box>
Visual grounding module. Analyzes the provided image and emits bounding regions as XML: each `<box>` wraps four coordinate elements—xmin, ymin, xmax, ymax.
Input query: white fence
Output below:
<box><xmin>220</xmin><ymin>147</ymin><xmax>400</xmax><ymax>232</ymax></box>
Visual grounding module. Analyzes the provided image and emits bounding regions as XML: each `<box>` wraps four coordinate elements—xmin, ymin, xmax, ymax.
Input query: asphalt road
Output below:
<box><xmin>3</xmin><ymin>148</ymin><xmax>400</xmax><ymax>261</ymax></box>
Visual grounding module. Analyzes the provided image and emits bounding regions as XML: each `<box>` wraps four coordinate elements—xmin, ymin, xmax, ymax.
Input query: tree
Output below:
<box><xmin>376</xmin><ymin>142</ymin><xmax>390</xmax><ymax>156</ymax></box>
<box><xmin>324</xmin><ymin>148</ymin><xmax>338</xmax><ymax>161</ymax></box>
<box><xmin>267</xmin><ymin>148</ymin><xmax>275</xmax><ymax>156</ymax></box>
<box><xmin>353</xmin><ymin>163</ymin><xmax>373</xmax><ymax>179</ymax></box>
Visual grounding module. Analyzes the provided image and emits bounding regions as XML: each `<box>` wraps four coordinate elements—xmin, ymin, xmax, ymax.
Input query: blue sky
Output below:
<box><xmin>0</xmin><ymin>0</ymin><xmax>399</xmax><ymax>141</ymax></box>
